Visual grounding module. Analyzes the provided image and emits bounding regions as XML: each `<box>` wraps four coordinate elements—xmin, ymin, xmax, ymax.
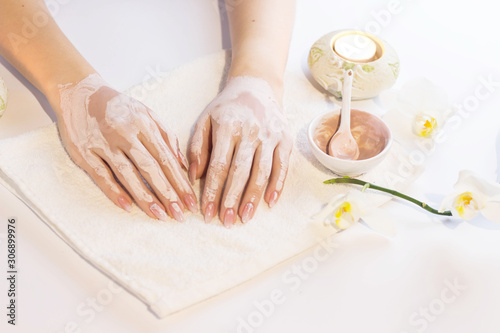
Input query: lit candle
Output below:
<box><xmin>334</xmin><ymin>34</ymin><xmax>377</xmax><ymax>62</ymax></box>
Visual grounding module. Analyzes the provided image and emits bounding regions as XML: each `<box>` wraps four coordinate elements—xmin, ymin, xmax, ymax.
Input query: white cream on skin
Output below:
<box><xmin>58</xmin><ymin>74</ymin><xmax>124</xmax><ymax>195</ymax></box>
<box><xmin>191</xmin><ymin>76</ymin><xmax>291</xmax><ymax>213</ymax></box>
<box><xmin>59</xmin><ymin>77</ymin><xmax>156</xmax><ymax>202</ymax></box>
<box><xmin>57</xmin><ymin>74</ymin><xmax>192</xmax><ymax>221</ymax></box>
<box><xmin>274</xmin><ymin>149</ymin><xmax>289</xmax><ymax>192</ymax></box>
<box><xmin>106</xmin><ymin>95</ymin><xmax>190</xmax><ymax>201</ymax></box>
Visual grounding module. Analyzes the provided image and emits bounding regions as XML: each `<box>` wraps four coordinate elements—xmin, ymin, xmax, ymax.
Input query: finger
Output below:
<box><xmin>139</xmin><ymin>130</ymin><xmax>198</xmax><ymax>214</ymax></box>
<box><xmin>122</xmin><ymin>142</ymin><xmax>187</xmax><ymax>222</ymax></box>
<box><xmin>187</xmin><ymin>114</ymin><xmax>211</xmax><ymax>184</ymax></box>
<box><xmin>238</xmin><ymin>144</ymin><xmax>274</xmax><ymax>223</ymax></box>
<box><xmin>147</xmin><ymin>108</ymin><xmax>189</xmax><ymax>170</ymax></box>
<box><xmin>264</xmin><ymin>138</ymin><xmax>293</xmax><ymax>208</ymax></box>
<box><xmin>220</xmin><ymin>141</ymin><xmax>256</xmax><ymax>228</ymax></box>
<box><xmin>202</xmin><ymin>130</ymin><xmax>235</xmax><ymax>224</ymax></box>
<box><xmin>77</xmin><ymin>151</ymin><xmax>133</xmax><ymax>212</ymax></box>
<box><xmin>96</xmin><ymin>148</ymin><xmax>171</xmax><ymax>222</ymax></box>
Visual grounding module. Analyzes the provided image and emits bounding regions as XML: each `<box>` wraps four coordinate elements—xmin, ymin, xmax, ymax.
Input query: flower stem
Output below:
<box><xmin>324</xmin><ymin>177</ymin><xmax>452</xmax><ymax>216</ymax></box>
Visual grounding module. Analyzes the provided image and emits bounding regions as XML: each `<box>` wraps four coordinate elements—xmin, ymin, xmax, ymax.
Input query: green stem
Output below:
<box><xmin>324</xmin><ymin>177</ymin><xmax>452</xmax><ymax>216</ymax></box>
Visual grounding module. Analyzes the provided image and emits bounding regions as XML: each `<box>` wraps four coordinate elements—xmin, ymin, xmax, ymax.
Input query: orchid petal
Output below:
<box><xmin>441</xmin><ymin>170</ymin><xmax>500</xmax><ymax>223</ymax></box>
<box><xmin>481</xmin><ymin>201</ymin><xmax>500</xmax><ymax>223</ymax></box>
<box><xmin>333</xmin><ymin>201</ymin><xmax>357</xmax><ymax>229</ymax></box>
<box><xmin>439</xmin><ymin>192</ymin><xmax>455</xmax><ymax>213</ymax></box>
<box><xmin>381</xmin><ymin>78</ymin><xmax>455</xmax><ymax>145</ymax></box>
<box><xmin>413</xmin><ymin>114</ymin><xmax>438</xmax><ymax>138</ymax></box>
<box><xmin>398</xmin><ymin>78</ymin><xmax>449</xmax><ymax>117</ymax></box>
<box><xmin>454</xmin><ymin>170</ymin><xmax>500</xmax><ymax>200</ymax></box>
<box><xmin>452</xmin><ymin>192</ymin><xmax>482</xmax><ymax>220</ymax></box>
<box><xmin>379</xmin><ymin>89</ymin><xmax>400</xmax><ymax>112</ymax></box>
<box><xmin>361</xmin><ymin>209</ymin><xmax>397</xmax><ymax>237</ymax></box>
<box><xmin>311</xmin><ymin>193</ymin><xmax>346</xmax><ymax>224</ymax></box>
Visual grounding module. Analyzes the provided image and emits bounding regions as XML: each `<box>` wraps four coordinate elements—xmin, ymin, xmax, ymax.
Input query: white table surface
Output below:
<box><xmin>1</xmin><ymin>1</ymin><xmax>500</xmax><ymax>332</ymax></box>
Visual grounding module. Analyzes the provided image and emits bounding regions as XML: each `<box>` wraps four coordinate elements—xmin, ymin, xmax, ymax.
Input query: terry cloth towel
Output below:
<box><xmin>0</xmin><ymin>51</ymin><xmax>420</xmax><ymax>317</ymax></box>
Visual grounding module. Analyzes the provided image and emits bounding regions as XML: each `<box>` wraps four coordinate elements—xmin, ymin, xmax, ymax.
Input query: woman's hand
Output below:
<box><xmin>188</xmin><ymin>76</ymin><xmax>293</xmax><ymax>227</ymax></box>
<box><xmin>55</xmin><ymin>74</ymin><xmax>196</xmax><ymax>221</ymax></box>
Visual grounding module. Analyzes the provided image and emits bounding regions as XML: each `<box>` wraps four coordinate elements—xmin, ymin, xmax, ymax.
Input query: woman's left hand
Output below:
<box><xmin>188</xmin><ymin>76</ymin><xmax>293</xmax><ymax>228</ymax></box>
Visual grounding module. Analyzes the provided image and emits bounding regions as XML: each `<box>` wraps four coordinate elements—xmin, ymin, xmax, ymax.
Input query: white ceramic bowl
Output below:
<box><xmin>308</xmin><ymin>29</ymin><xmax>400</xmax><ymax>100</ymax></box>
<box><xmin>308</xmin><ymin>110</ymin><xmax>393</xmax><ymax>177</ymax></box>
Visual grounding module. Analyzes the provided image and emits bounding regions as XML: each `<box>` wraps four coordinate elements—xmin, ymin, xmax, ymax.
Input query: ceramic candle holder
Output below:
<box><xmin>0</xmin><ymin>77</ymin><xmax>7</xmax><ymax>118</ymax></box>
<box><xmin>308</xmin><ymin>30</ymin><xmax>400</xmax><ymax>100</ymax></box>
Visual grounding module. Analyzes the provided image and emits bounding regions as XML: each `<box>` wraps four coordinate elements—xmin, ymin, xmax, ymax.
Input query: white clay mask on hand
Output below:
<box><xmin>57</xmin><ymin>74</ymin><xmax>196</xmax><ymax>222</ymax></box>
<box><xmin>188</xmin><ymin>76</ymin><xmax>293</xmax><ymax>228</ymax></box>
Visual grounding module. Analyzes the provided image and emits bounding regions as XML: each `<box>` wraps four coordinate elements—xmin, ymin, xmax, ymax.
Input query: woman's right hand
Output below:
<box><xmin>54</xmin><ymin>74</ymin><xmax>196</xmax><ymax>222</ymax></box>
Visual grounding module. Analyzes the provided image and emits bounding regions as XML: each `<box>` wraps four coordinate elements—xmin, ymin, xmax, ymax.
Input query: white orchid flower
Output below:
<box><xmin>313</xmin><ymin>190</ymin><xmax>396</xmax><ymax>236</ymax></box>
<box><xmin>381</xmin><ymin>77</ymin><xmax>454</xmax><ymax>145</ymax></box>
<box><xmin>440</xmin><ymin>170</ymin><xmax>500</xmax><ymax>223</ymax></box>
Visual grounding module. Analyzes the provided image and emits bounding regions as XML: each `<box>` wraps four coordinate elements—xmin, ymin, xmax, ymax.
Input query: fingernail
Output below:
<box><xmin>241</xmin><ymin>203</ymin><xmax>254</xmax><ymax>223</ymax></box>
<box><xmin>178</xmin><ymin>149</ymin><xmax>189</xmax><ymax>170</ymax></box>
<box><xmin>204</xmin><ymin>202</ymin><xmax>215</xmax><ymax>223</ymax></box>
<box><xmin>118</xmin><ymin>196</ymin><xmax>132</xmax><ymax>212</ymax></box>
<box><xmin>183</xmin><ymin>194</ymin><xmax>198</xmax><ymax>213</ymax></box>
<box><xmin>150</xmin><ymin>203</ymin><xmax>168</xmax><ymax>221</ymax></box>
<box><xmin>170</xmin><ymin>202</ymin><xmax>185</xmax><ymax>222</ymax></box>
<box><xmin>188</xmin><ymin>163</ymin><xmax>197</xmax><ymax>185</ymax></box>
<box><xmin>224</xmin><ymin>208</ymin><xmax>235</xmax><ymax>229</ymax></box>
<box><xmin>269</xmin><ymin>191</ymin><xmax>279</xmax><ymax>208</ymax></box>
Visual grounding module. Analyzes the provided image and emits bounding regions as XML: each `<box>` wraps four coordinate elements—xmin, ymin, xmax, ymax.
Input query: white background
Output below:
<box><xmin>1</xmin><ymin>0</ymin><xmax>500</xmax><ymax>332</ymax></box>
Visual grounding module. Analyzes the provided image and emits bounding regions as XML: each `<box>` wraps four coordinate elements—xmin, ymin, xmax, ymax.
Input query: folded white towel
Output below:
<box><xmin>0</xmin><ymin>51</ymin><xmax>420</xmax><ymax>317</ymax></box>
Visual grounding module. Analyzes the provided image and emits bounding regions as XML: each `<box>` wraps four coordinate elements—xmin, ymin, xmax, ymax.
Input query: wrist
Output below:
<box><xmin>227</xmin><ymin>49</ymin><xmax>286</xmax><ymax>101</ymax></box>
<box><xmin>227</xmin><ymin>67</ymin><xmax>284</xmax><ymax>102</ymax></box>
<box><xmin>49</xmin><ymin>73</ymin><xmax>108</xmax><ymax>119</ymax></box>
<box><xmin>45</xmin><ymin>68</ymin><xmax>100</xmax><ymax>113</ymax></box>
